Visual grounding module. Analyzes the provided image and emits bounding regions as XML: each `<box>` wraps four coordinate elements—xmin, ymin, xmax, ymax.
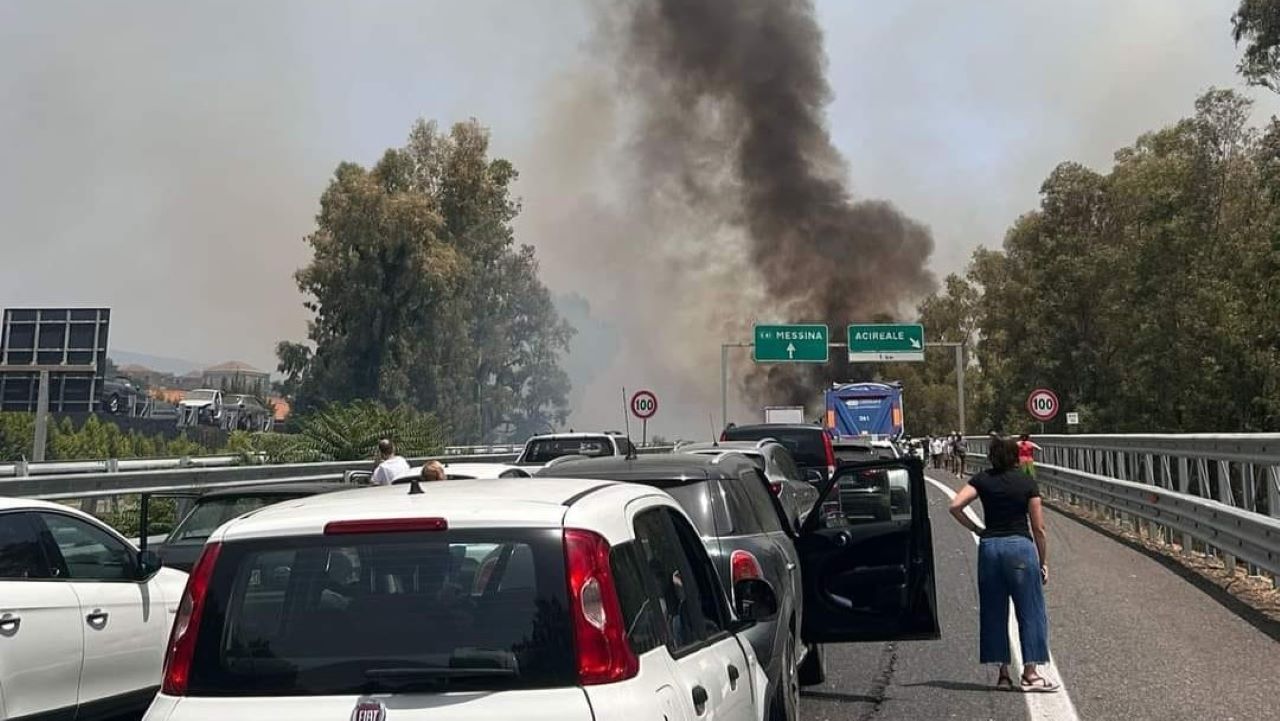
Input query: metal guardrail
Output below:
<box><xmin>965</xmin><ymin>434</ymin><xmax>1280</xmax><ymax>585</ymax></box>
<box><xmin>0</xmin><ymin>446</ymin><xmax>676</xmax><ymax>500</ymax></box>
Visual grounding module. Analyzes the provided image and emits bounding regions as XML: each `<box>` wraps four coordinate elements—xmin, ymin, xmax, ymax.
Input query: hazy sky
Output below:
<box><xmin>1</xmin><ymin>1</ymin><xmax>1275</xmax><ymax>435</ymax></box>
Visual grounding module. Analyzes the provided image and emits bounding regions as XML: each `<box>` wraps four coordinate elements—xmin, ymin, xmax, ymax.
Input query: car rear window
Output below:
<box><xmin>522</xmin><ymin>437</ymin><xmax>615</xmax><ymax>463</ymax></box>
<box><xmin>167</xmin><ymin>496</ymin><xmax>288</xmax><ymax>544</ymax></box>
<box><xmin>187</xmin><ymin>528</ymin><xmax>575</xmax><ymax>696</ymax></box>
<box><xmin>723</xmin><ymin>427</ymin><xmax>827</xmax><ymax>468</ymax></box>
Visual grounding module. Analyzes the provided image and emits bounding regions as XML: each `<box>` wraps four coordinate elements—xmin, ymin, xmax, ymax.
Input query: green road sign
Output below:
<box><xmin>754</xmin><ymin>324</ymin><xmax>829</xmax><ymax>363</ymax></box>
<box><xmin>847</xmin><ymin>323</ymin><xmax>925</xmax><ymax>362</ymax></box>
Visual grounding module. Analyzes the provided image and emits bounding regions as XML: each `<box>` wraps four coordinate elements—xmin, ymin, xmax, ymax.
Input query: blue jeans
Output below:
<box><xmin>977</xmin><ymin>535</ymin><xmax>1050</xmax><ymax>665</ymax></box>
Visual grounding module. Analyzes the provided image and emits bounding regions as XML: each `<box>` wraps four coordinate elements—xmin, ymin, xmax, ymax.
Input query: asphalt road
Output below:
<box><xmin>800</xmin><ymin>469</ymin><xmax>1278</xmax><ymax>721</ymax></box>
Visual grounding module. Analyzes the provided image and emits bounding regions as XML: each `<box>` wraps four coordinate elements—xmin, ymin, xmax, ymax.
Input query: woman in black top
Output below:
<box><xmin>948</xmin><ymin>437</ymin><xmax>1059</xmax><ymax>692</ymax></box>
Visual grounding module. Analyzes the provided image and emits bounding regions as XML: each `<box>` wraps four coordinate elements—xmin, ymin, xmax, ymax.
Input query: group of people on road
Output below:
<box><xmin>370</xmin><ymin>438</ymin><xmax>446</xmax><ymax>485</ymax></box>
<box><xmin>927</xmin><ymin>433</ymin><xmax>968</xmax><ymax>474</ymax></box>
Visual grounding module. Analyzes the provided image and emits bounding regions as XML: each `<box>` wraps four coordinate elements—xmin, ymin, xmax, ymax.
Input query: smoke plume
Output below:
<box><xmin>601</xmin><ymin>0</ymin><xmax>936</xmax><ymax>408</ymax></box>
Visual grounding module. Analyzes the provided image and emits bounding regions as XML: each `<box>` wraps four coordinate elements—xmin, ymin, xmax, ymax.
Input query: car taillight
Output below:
<box><xmin>324</xmin><ymin>517</ymin><xmax>448</xmax><ymax>534</ymax></box>
<box><xmin>823</xmin><ymin>432</ymin><xmax>837</xmax><ymax>480</ymax></box>
<box><xmin>731</xmin><ymin>549</ymin><xmax>763</xmax><ymax>583</ymax></box>
<box><xmin>564</xmin><ymin>529</ymin><xmax>637</xmax><ymax>685</ymax></box>
<box><xmin>162</xmin><ymin>542</ymin><xmax>222</xmax><ymax>696</ymax></box>
<box><xmin>769</xmin><ymin>481</ymin><xmax>783</xmax><ymax>496</ymax></box>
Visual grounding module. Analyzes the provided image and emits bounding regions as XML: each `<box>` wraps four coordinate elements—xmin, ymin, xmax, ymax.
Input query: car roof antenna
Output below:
<box><xmin>709</xmin><ymin>414</ymin><xmax>719</xmax><ymax>447</ymax></box>
<box><xmin>407</xmin><ymin>474</ymin><xmax>424</xmax><ymax>495</ymax></box>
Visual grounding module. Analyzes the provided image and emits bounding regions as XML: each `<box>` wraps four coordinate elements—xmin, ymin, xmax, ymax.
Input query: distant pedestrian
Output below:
<box><xmin>370</xmin><ymin>439</ymin><xmax>411</xmax><ymax>486</ymax></box>
<box><xmin>948</xmin><ymin>437</ymin><xmax>1058</xmax><ymax>693</ymax></box>
<box><xmin>951</xmin><ymin>433</ymin><xmax>968</xmax><ymax>475</ymax></box>
<box><xmin>421</xmin><ymin>460</ymin><xmax>447</xmax><ymax>482</ymax></box>
<box><xmin>932</xmin><ymin>436</ymin><xmax>945</xmax><ymax>469</ymax></box>
<box><xmin>1018</xmin><ymin>434</ymin><xmax>1041</xmax><ymax>478</ymax></box>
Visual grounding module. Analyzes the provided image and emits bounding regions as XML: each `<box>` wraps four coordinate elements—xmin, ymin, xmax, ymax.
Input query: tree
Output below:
<box><xmin>1233</xmin><ymin>0</ymin><xmax>1280</xmax><ymax>91</ymax></box>
<box><xmin>280</xmin><ymin>120</ymin><xmax>573</xmax><ymax>441</ymax></box>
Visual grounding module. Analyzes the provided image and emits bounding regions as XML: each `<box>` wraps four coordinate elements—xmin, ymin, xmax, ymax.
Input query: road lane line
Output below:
<box><xmin>926</xmin><ymin>476</ymin><xmax>1080</xmax><ymax>721</ymax></box>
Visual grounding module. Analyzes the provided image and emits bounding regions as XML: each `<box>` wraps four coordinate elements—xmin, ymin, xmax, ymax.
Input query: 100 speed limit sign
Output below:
<box><xmin>630</xmin><ymin>390</ymin><xmax>658</xmax><ymax>420</ymax></box>
<box><xmin>1026</xmin><ymin>388</ymin><xmax>1059</xmax><ymax>422</ymax></box>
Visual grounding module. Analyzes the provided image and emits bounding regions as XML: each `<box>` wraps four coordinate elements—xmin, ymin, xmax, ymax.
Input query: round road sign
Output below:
<box><xmin>630</xmin><ymin>390</ymin><xmax>658</xmax><ymax>420</ymax></box>
<box><xmin>1026</xmin><ymin>388</ymin><xmax>1059</xmax><ymax>422</ymax></box>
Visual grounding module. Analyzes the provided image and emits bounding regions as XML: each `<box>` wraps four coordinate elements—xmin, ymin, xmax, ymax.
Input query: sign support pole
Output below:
<box><xmin>32</xmin><ymin>370</ymin><xmax>49</xmax><ymax>463</ymax></box>
<box><xmin>956</xmin><ymin>343</ymin><xmax>966</xmax><ymax>437</ymax></box>
<box><xmin>642</xmin><ymin>418</ymin><xmax>648</xmax><ymax>447</ymax></box>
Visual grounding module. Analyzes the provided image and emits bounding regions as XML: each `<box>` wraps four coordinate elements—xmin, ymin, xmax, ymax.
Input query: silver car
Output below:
<box><xmin>676</xmin><ymin>440</ymin><xmax>821</xmax><ymax>530</ymax></box>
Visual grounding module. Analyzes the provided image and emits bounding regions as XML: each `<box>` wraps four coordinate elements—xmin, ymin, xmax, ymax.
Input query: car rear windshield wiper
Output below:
<box><xmin>362</xmin><ymin>667</ymin><xmax>517</xmax><ymax>691</ymax></box>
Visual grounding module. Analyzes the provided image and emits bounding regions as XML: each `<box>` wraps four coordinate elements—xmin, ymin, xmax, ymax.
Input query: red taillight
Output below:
<box><xmin>162</xmin><ymin>542</ymin><xmax>222</xmax><ymax>696</ymax></box>
<box><xmin>769</xmin><ymin>481</ymin><xmax>783</xmax><ymax>496</ymax></box>
<box><xmin>564</xmin><ymin>528</ymin><xmax>638</xmax><ymax>685</ymax></box>
<box><xmin>324</xmin><ymin>517</ymin><xmax>448</xmax><ymax>534</ymax></box>
<box><xmin>823</xmin><ymin>432</ymin><xmax>836</xmax><ymax>479</ymax></box>
<box><xmin>720</xmin><ymin>431</ymin><xmax>728</xmax><ymax>442</ymax></box>
<box><xmin>731</xmin><ymin>549</ymin><xmax>763</xmax><ymax>583</ymax></box>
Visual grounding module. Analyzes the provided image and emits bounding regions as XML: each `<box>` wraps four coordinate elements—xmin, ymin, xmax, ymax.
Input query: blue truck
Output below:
<box><xmin>824</xmin><ymin>381</ymin><xmax>904</xmax><ymax>439</ymax></box>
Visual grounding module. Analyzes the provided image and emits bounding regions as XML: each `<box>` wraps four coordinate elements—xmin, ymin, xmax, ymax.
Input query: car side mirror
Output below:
<box><xmin>345</xmin><ymin>470</ymin><xmax>373</xmax><ymax>485</ymax></box>
<box><xmin>733</xmin><ymin>578</ymin><xmax>779</xmax><ymax>623</ymax></box>
<box><xmin>804</xmin><ymin>468</ymin><xmax>824</xmax><ymax>484</ymax></box>
<box><xmin>136</xmin><ymin>550</ymin><xmax>162</xmax><ymax>580</ymax></box>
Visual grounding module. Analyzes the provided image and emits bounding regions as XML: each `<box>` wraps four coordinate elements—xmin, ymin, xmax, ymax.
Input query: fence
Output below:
<box><xmin>966</xmin><ymin>434</ymin><xmax>1280</xmax><ymax>587</ymax></box>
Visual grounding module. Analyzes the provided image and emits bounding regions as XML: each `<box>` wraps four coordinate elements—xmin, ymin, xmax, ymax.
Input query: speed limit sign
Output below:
<box><xmin>630</xmin><ymin>390</ymin><xmax>658</xmax><ymax>420</ymax></box>
<box><xmin>1026</xmin><ymin>388</ymin><xmax>1059</xmax><ymax>422</ymax></box>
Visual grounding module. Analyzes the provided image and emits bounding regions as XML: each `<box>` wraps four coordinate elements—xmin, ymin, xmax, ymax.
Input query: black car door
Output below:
<box><xmin>796</xmin><ymin>457</ymin><xmax>939</xmax><ymax>643</ymax></box>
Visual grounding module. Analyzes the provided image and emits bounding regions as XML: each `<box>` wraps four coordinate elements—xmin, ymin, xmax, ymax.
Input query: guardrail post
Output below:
<box><xmin>14</xmin><ymin>459</ymin><xmax>28</xmax><ymax>477</ymax></box>
<box><xmin>106</xmin><ymin>458</ymin><xmax>119</xmax><ymax>473</ymax></box>
<box><xmin>1178</xmin><ymin>457</ymin><xmax>1192</xmax><ymax>555</ymax></box>
<box><xmin>1216</xmin><ymin>460</ymin><xmax>1236</xmax><ymax>575</ymax></box>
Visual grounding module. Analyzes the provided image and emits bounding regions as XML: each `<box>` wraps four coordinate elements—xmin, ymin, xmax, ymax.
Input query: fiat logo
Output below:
<box><xmin>351</xmin><ymin>697</ymin><xmax>386</xmax><ymax>721</ymax></box>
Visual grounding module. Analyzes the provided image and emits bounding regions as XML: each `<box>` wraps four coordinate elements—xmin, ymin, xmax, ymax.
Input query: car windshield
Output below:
<box><xmin>167</xmin><ymin>496</ymin><xmax>284</xmax><ymax>543</ymax></box>
<box><xmin>833</xmin><ymin>443</ymin><xmax>897</xmax><ymax>463</ymax></box>
<box><xmin>522</xmin><ymin>437</ymin><xmax>614</xmax><ymax>463</ymax></box>
<box><xmin>185</xmin><ymin>390</ymin><xmax>217</xmax><ymax>402</ymax></box>
<box><xmin>187</xmin><ymin>528</ymin><xmax>574</xmax><ymax>696</ymax></box>
<box><xmin>723</xmin><ymin>427</ymin><xmax>827</xmax><ymax>467</ymax></box>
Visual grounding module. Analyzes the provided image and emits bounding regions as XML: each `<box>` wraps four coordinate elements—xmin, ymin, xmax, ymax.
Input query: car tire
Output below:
<box><xmin>798</xmin><ymin>642</ymin><xmax>825</xmax><ymax>687</ymax></box>
<box><xmin>770</xmin><ymin>632</ymin><xmax>800</xmax><ymax>721</ymax></box>
<box><xmin>107</xmin><ymin>394</ymin><xmax>120</xmax><ymax>414</ymax></box>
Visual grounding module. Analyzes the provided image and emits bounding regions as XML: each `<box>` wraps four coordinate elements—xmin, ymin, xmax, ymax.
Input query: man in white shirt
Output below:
<box><xmin>370</xmin><ymin>438</ymin><xmax>411</xmax><ymax>485</ymax></box>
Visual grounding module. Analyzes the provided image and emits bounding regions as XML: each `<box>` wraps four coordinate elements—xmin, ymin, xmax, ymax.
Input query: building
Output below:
<box><xmin>201</xmin><ymin>361</ymin><xmax>270</xmax><ymax>396</ymax></box>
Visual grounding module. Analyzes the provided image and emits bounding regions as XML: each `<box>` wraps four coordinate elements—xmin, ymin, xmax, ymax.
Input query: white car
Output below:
<box><xmin>143</xmin><ymin>478</ymin><xmax>777</xmax><ymax>721</ymax></box>
<box><xmin>514</xmin><ymin>432</ymin><xmax>636</xmax><ymax>467</ymax></box>
<box><xmin>396</xmin><ymin>462</ymin><xmax>532</xmax><ymax>482</ymax></box>
<box><xmin>0</xmin><ymin>498</ymin><xmax>189</xmax><ymax>720</ymax></box>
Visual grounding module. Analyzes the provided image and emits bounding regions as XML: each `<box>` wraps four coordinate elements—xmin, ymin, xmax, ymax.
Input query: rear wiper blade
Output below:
<box><xmin>364</xmin><ymin>667</ymin><xmax>517</xmax><ymax>680</ymax></box>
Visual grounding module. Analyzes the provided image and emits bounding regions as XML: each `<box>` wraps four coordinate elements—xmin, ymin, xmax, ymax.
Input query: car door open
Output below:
<box><xmin>796</xmin><ymin>457</ymin><xmax>939</xmax><ymax>643</ymax></box>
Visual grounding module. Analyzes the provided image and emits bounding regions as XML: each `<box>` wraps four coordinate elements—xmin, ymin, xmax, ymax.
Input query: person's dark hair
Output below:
<box><xmin>1019</xmin><ymin>433</ymin><xmax>1030</xmax><ymax>442</ymax></box>
<box><xmin>988</xmin><ymin>437</ymin><xmax>1019</xmax><ymax>473</ymax></box>
<box><xmin>378</xmin><ymin>438</ymin><xmax>395</xmax><ymax>458</ymax></box>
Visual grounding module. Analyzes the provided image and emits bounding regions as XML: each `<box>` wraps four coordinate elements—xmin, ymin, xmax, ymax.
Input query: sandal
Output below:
<box><xmin>1021</xmin><ymin>673</ymin><xmax>1060</xmax><ymax>693</ymax></box>
<box><xmin>996</xmin><ymin>671</ymin><xmax>1014</xmax><ymax>691</ymax></box>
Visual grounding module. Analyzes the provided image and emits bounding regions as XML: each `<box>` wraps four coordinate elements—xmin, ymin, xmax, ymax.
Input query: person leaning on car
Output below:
<box><xmin>370</xmin><ymin>439</ymin><xmax>411</xmax><ymax>485</ymax></box>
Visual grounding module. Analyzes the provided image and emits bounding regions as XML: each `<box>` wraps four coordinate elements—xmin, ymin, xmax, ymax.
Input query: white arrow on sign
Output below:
<box><xmin>786</xmin><ymin>342</ymin><xmax>796</xmax><ymax>359</ymax></box>
<box><xmin>909</xmin><ymin>337</ymin><xmax>921</xmax><ymax>349</ymax></box>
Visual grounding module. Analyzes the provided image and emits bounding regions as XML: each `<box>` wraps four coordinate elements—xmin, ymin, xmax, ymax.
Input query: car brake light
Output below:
<box><xmin>731</xmin><ymin>549</ymin><xmax>763</xmax><ymax>583</ymax></box>
<box><xmin>162</xmin><ymin>542</ymin><xmax>222</xmax><ymax>696</ymax></box>
<box><xmin>769</xmin><ymin>481</ymin><xmax>783</xmax><ymax>496</ymax></box>
<box><xmin>564</xmin><ymin>528</ymin><xmax>638</xmax><ymax>685</ymax></box>
<box><xmin>324</xmin><ymin>518</ymin><xmax>448</xmax><ymax>534</ymax></box>
<box><xmin>823</xmin><ymin>432</ymin><xmax>837</xmax><ymax>479</ymax></box>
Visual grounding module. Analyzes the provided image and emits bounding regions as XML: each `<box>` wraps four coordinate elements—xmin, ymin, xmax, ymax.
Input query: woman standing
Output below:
<box><xmin>948</xmin><ymin>437</ymin><xmax>1059</xmax><ymax>692</ymax></box>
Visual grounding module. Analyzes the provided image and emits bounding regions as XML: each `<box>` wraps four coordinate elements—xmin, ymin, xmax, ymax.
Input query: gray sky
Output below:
<box><xmin>1</xmin><ymin>1</ymin><xmax>1274</xmax><ymax>436</ymax></box>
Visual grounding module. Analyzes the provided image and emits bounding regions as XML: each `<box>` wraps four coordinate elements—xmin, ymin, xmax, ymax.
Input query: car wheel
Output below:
<box><xmin>798</xmin><ymin>642</ymin><xmax>825</xmax><ymax>687</ymax></box>
<box><xmin>770</xmin><ymin>632</ymin><xmax>800</xmax><ymax>721</ymax></box>
<box><xmin>107</xmin><ymin>394</ymin><xmax>120</xmax><ymax>414</ymax></box>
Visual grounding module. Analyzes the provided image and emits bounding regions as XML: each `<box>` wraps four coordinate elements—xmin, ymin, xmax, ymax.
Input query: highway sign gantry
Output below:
<box><xmin>1027</xmin><ymin>388</ymin><xmax>1060</xmax><ymax>422</ymax></box>
<box><xmin>847</xmin><ymin>323</ymin><xmax>925</xmax><ymax>362</ymax></box>
<box><xmin>753</xmin><ymin>324</ymin><xmax>829</xmax><ymax>363</ymax></box>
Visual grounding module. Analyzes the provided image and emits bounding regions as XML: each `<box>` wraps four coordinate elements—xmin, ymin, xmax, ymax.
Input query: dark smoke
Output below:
<box><xmin>611</xmin><ymin>0</ymin><xmax>936</xmax><ymax>406</ymax></box>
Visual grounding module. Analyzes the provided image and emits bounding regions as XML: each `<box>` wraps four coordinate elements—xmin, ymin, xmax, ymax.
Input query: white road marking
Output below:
<box><xmin>925</xmin><ymin>475</ymin><xmax>1081</xmax><ymax>721</ymax></box>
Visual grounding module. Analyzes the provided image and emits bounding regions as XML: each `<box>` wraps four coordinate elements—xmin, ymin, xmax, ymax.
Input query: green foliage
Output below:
<box><xmin>927</xmin><ymin>89</ymin><xmax>1280</xmax><ymax>433</ymax></box>
<box><xmin>1233</xmin><ymin>0</ymin><xmax>1280</xmax><ymax>91</ymax></box>
<box><xmin>289</xmin><ymin>401</ymin><xmax>446</xmax><ymax>462</ymax></box>
<box><xmin>281</xmin><ymin>119</ymin><xmax>574</xmax><ymax>442</ymax></box>
<box><xmin>0</xmin><ymin>412</ymin><xmax>222</xmax><ymax>463</ymax></box>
